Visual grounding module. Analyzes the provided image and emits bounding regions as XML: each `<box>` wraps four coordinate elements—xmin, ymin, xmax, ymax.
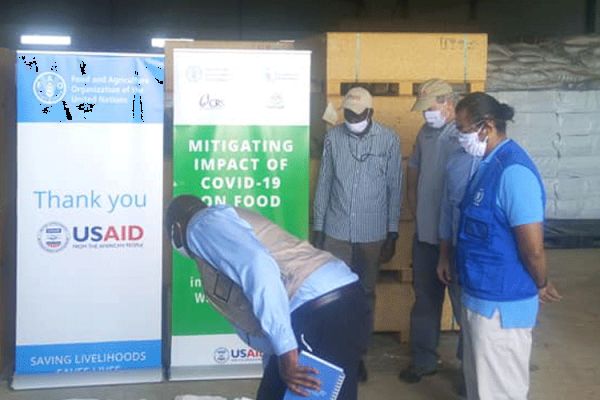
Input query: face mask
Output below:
<box><xmin>458</xmin><ymin>127</ymin><xmax>487</xmax><ymax>157</ymax></box>
<box><xmin>424</xmin><ymin>110</ymin><xmax>446</xmax><ymax>129</ymax></box>
<box><xmin>345</xmin><ymin>119</ymin><xmax>369</xmax><ymax>134</ymax></box>
<box><xmin>171</xmin><ymin>225</ymin><xmax>192</xmax><ymax>258</ymax></box>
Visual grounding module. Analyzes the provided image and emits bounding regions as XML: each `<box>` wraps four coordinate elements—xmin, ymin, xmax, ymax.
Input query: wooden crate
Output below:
<box><xmin>326</xmin><ymin>32</ymin><xmax>487</xmax><ymax>86</ymax></box>
<box><xmin>374</xmin><ymin>277</ymin><xmax>414</xmax><ymax>341</ymax></box>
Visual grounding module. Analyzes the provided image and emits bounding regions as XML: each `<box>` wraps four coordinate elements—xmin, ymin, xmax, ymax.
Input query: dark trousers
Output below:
<box><xmin>322</xmin><ymin>235</ymin><xmax>384</xmax><ymax>339</ymax></box>
<box><xmin>409</xmin><ymin>237</ymin><xmax>445</xmax><ymax>370</ymax></box>
<box><xmin>256</xmin><ymin>282</ymin><xmax>369</xmax><ymax>400</ymax></box>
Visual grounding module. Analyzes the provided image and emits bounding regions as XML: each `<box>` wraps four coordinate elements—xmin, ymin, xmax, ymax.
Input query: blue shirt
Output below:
<box><xmin>313</xmin><ymin>121</ymin><xmax>402</xmax><ymax>242</ymax></box>
<box><xmin>187</xmin><ymin>205</ymin><xmax>358</xmax><ymax>355</ymax></box>
<box><xmin>439</xmin><ymin>148</ymin><xmax>481</xmax><ymax>246</ymax></box>
<box><xmin>462</xmin><ymin>140</ymin><xmax>544</xmax><ymax>329</ymax></box>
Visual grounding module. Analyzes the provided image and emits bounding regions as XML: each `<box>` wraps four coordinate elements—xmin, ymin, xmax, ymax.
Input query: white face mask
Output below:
<box><xmin>424</xmin><ymin>110</ymin><xmax>446</xmax><ymax>129</ymax></box>
<box><xmin>345</xmin><ymin>119</ymin><xmax>369</xmax><ymax>134</ymax></box>
<box><xmin>458</xmin><ymin>127</ymin><xmax>487</xmax><ymax>157</ymax></box>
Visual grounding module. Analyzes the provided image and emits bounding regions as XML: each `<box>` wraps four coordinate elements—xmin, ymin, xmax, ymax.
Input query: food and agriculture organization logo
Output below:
<box><xmin>32</xmin><ymin>72</ymin><xmax>67</xmax><ymax>105</ymax></box>
<box><xmin>213</xmin><ymin>347</ymin><xmax>230</xmax><ymax>364</ymax></box>
<box><xmin>38</xmin><ymin>222</ymin><xmax>70</xmax><ymax>252</ymax></box>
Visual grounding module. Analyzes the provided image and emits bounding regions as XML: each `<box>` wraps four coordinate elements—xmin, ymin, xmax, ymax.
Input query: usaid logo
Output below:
<box><xmin>33</xmin><ymin>72</ymin><xmax>66</xmax><ymax>105</ymax></box>
<box><xmin>213</xmin><ymin>347</ymin><xmax>230</xmax><ymax>364</ymax></box>
<box><xmin>38</xmin><ymin>222</ymin><xmax>70</xmax><ymax>252</ymax></box>
<box><xmin>473</xmin><ymin>188</ymin><xmax>485</xmax><ymax>206</ymax></box>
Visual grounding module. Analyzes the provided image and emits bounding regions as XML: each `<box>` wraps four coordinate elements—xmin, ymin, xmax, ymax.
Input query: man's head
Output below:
<box><xmin>342</xmin><ymin>87</ymin><xmax>374</xmax><ymax>134</ymax></box>
<box><xmin>166</xmin><ymin>195</ymin><xmax>207</xmax><ymax>258</ymax></box>
<box><xmin>412</xmin><ymin>79</ymin><xmax>457</xmax><ymax>128</ymax></box>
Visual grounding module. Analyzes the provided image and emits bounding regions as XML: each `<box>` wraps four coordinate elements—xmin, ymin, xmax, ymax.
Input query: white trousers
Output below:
<box><xmin>462</xmin><ymin>306</ymin><xmax>532</xmax><ymax>400</ymax></box>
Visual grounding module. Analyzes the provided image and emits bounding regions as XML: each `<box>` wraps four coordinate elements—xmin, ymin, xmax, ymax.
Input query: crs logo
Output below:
<box><xmin>33</xmin><ymin>72</ymin><xmax>66</xmax><ymax>105</ymax></box>
<box><xmin>38</xmin><ymin>222</ymin><xmax>70</xmax><ymax>252</ymax></box>
<box><xmin>213</xmin><ymin>347</ymin><xmax>230</xmax><ymax>364</ymax></box>
<box><xmin>72</xmin><ymin>225</ymin><xmax>144</xmax><ymax>242</ymax></box>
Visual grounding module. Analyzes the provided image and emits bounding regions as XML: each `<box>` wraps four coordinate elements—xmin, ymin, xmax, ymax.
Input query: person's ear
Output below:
<box><xmin>171</xmin><ymin>222</ymin><xmax>184</xmax><ymax>249</ymax></box>
<box><xmin>367</xmin><ymin>108</ymin><xmax>374</xmax><ymax>119</ymax></box>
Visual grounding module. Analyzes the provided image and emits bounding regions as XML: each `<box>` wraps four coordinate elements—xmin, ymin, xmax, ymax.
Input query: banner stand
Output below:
<box><xmin>14</xmin><ymin>51</ymin><xmax>164</xmax><ymax>389</ymax></box>
<box><xmin>12</xmin><ymin>368</ymin><xmax>163</xmax><ymax>390</ymax></box>
<box><xmin>166</xmin><ymin>41</ymin><xmax>310</xmax><ymax>381</ymax></box>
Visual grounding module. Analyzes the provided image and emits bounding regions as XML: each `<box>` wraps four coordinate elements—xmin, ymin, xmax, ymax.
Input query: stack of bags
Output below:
<box><xmin>491</xmin><ymin>90</ymin><xmax>600</xmax><ymax>220</ymax></box>
<box><xmin>487</xmin><ymin>35</ymin><xmax>600</xmax><ymax>91</ymax></box>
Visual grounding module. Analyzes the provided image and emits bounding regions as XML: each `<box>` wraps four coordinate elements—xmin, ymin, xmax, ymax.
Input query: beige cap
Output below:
<box><xmin>342</xmin><ymin>87</ymin><xmax>373</xmax><ymax>114</ymax></box>
<box><xmin>411</xmin><ymin>79</ymin><xmax>453</xmax><ymax>112</ymax></box>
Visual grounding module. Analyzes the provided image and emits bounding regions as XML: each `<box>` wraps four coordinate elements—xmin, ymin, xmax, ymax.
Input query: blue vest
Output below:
<box><xmin>456</xmin><ymin>140</ymin><xmax>545</xmax><ymax>301</ymax></box>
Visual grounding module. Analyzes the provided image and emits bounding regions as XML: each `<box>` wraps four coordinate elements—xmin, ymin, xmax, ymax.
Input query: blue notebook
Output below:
<box><xmin>283</xmin><ymin>351</ymin><xmax>346</xmax><ymax>400</ymax></box>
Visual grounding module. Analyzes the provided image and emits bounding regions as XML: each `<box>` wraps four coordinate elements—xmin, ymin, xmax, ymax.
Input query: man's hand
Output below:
<box><xmin>278</xmin><ymin>349</ymin><xmax>321</xmax><ymax>397</ymax></box>
<box><xmin>312</xmin><ymin>231</ymin><xmax>325</xmax><ymax>249</ymax></box>
<box><xmin>539</xmin><ymin>281</ymin><xmax>562</xmax><ymax>303</ymax></box>
<box><xmin>436</xmin><ymin>257</ymin><xmax>451</xmax><ymax>285</ymax></box>
<box><xmin>379</xmin><ymin>233</ymin><xmax>398</xmax><ymax>263</ymax></box>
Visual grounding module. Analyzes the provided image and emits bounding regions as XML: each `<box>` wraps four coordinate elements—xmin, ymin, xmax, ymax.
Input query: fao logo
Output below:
<box><xmin>38</xmin><ymin>222</ymin><xmax>70</xmax><ymax>253</ymax></box>
<box><xmin>33</xmin><ymin>72</ymin><xmax>67</xmax><ymax>105</ymax></box>
<box><xmin>213</xmin><ymin>347</ymin><xmax>230</xmax><ymax>364</ymax></box>
<box><xmin>186</xmin><ymin>66</ymin><xmax>203</xmax><ymax>82</ymax></box>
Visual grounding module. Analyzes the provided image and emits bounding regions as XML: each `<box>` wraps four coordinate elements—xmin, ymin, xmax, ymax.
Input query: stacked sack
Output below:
<box><xmin>491</xmin><ymin>90</ymin><xmax>600</xmax><ymax>219</ymax></box>
<box><xmin>487</xmin><ymin>35</ymin><xmax>600</xmax><ymax>91</ymax></box>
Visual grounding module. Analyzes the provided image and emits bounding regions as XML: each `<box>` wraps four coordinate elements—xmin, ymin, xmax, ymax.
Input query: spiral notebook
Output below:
<box><xmin>283</xmin><ymin>351</ymin><xmax>346</xmax><ymax>400</ymax></box>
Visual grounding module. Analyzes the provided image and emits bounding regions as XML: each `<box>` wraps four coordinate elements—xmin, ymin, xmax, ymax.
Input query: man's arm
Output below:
<box><xmin>312</xmin><ymin>134</ymin><xmax>334</xmax><ymax>247</ymax></box>
<box><xmin>386</xmin><ymin>134</ymin><xmax>403</xmax><ymax>233</ymax></box>
<box><xmin>407</xmin><ymin>167</ymin><xmax>419</xmax><ymax>217</ymax></box>
<box><xmin>380</xmin><ymin>134</ymin><xmax>402</xmax><ymax>263</ymax></box>
<box><xmin>437</xmin><ymin>174</ymin><xmax>453</xmax><ymax>285</ymax></box>
<box><xmin>407</xmin><ymin>136</ymin><xmax>421</xmax><ymax>217</ymax></box>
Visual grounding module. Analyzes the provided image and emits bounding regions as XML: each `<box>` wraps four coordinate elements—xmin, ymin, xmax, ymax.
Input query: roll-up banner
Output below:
<box><xmin>170</xmin><ymin>48</ymin><xmax>311</xmax><ymax>380</ymax></box>
<box><xmin>14</xmin><ymin>51</ymin><xmax>164</xmax><ymax>389</ymax></box>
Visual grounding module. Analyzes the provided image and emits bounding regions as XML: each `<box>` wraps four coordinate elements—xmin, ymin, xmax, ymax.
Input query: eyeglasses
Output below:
<box><xmin>456</xmin><ymin>120</ymin><xmax>485</xmax><ymax>134</ymax></box>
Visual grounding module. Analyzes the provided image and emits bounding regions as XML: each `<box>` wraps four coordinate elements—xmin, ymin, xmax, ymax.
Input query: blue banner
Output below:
<box><xmin>17</xmin><ymin>52</ymin><xmax>164</xmax><ymax>123</ymax></box>
<box><xmin>15</xmin><ymin>340</ymin><xmax>162</xmax><ymax>374</ymax></box>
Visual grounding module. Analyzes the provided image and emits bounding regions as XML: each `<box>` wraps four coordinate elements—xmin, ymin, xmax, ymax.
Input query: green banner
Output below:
<box><xmin>172</xmin><ymin>125</ymin><xmax>309</xmax><ymax>335</ymax></box>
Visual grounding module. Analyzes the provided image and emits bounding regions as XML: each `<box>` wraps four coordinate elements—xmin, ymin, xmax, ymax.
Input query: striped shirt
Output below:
<box><xmin>313</xmin><ymin>121</ymin><xmax>402</xmax><ymax>243</ymax></box>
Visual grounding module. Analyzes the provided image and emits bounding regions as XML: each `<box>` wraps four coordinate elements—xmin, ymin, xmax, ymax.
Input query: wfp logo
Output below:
<box><xmin>37</xmin><ymin>222</ymin><xmax>70</xmax><ymax>253</ymax></box>
<box><xmin>473</xmin><ymin>188</ymin><xmax>485</xmax><ymax>206</ymax></box>
<box><xmin>33</xmin><ymin>72</ymin><xmax>66</xmax><ymax>105</ymax></box>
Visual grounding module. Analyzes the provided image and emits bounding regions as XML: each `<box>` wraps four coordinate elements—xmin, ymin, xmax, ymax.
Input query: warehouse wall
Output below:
<box><xmin>0</xmin><ymin>0</ymin><xmax>595</xmax><ymax>51</ymax></box>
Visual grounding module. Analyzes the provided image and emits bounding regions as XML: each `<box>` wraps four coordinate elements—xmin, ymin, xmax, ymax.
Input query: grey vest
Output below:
<box><xmin>195</xmin><ymin>207</ymin><xmax>337</xmax><ymax>336</ymax></box>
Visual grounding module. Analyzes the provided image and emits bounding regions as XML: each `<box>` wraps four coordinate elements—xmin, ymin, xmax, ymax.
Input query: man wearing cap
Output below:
<box><xmin>167</xmin><ymin>195</ymin><xmax>370</xmax><ymax>400</ymax></box>
<box><xmin>400</xmin><ymin>79</ymin><xmax>463</xmax><ymax>383</ymax></box>
<box><xmin>313</xmin><ymin>86</ymin><xmax>402</xmax><ymax>381</ymax></box>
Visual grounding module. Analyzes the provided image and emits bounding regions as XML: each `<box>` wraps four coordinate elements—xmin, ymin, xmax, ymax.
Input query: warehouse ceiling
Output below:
<box><xmin>0</xmin><ymin>0</ymin><xmax>598</xmax><ymax>51</ymax></box>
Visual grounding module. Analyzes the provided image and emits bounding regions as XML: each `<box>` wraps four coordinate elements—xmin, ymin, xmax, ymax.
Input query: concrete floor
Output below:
<box><xmin>1</xmin><ymin>248</ymin><xmax>598</xmax><ymax>400</ymax></box>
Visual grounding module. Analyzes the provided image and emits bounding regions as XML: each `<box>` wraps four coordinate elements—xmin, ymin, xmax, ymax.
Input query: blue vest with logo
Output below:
<box><xmin>456</xmin><ymin>140</ymin><xmax>545</xmax><ymax>301</ymax></box>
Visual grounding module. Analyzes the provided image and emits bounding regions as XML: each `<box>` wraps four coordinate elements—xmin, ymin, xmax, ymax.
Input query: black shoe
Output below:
<box><xmin>398</xmin><ymin>365</ymin><xmax>437</xmax><ymax>383</ymax></box>
<box><xmin>358</xmin><ymin>359</ymin><xmax>368</xmax><ymax>383</ymax></box>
